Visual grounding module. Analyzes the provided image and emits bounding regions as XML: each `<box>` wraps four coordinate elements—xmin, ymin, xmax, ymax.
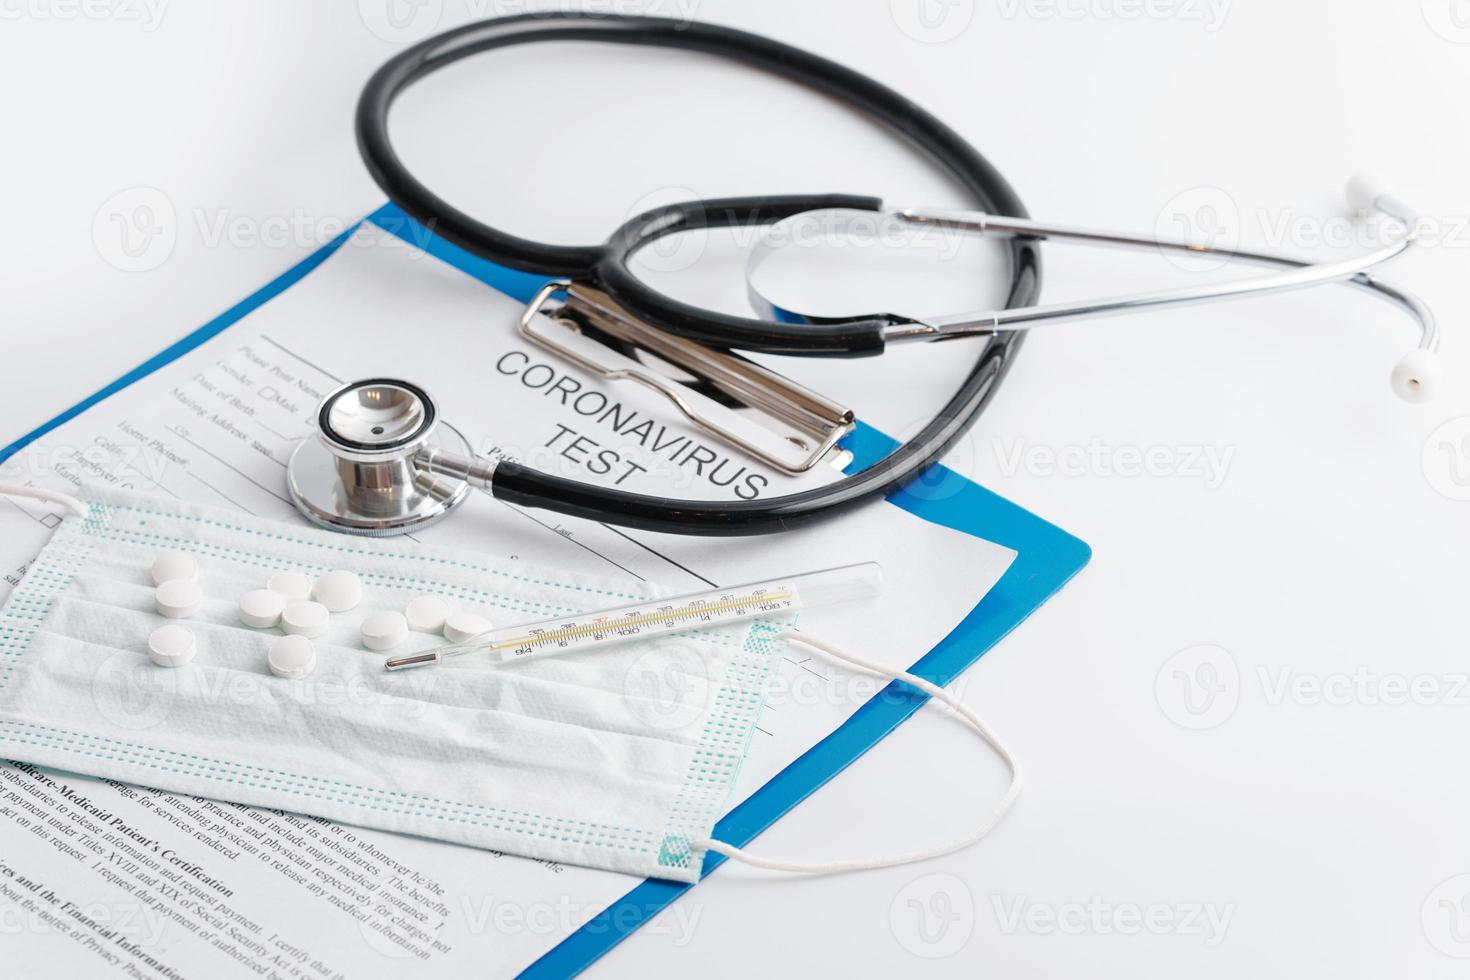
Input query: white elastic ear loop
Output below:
<box><xmin>692</xmin><ymin>628</ymin><xmax>1022</xmax><ymax>874</ymax></box>
<box><xmin>0</xmin><ymin>483</ymin><xmax>87</xmax><ymax>517</ymax></box>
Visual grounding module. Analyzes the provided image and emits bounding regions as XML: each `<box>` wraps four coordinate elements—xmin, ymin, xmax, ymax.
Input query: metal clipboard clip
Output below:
<box><xmin>517</xmin><ymin>280</ymin><xmax>855</xmax><ymax>475</ymax></box>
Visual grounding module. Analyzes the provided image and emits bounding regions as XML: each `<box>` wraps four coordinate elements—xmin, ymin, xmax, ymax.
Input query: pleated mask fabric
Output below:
<box><xmin>0</xmin><ymin>484</ymin><xmax>788</xmax><ymax>882</ymax></box>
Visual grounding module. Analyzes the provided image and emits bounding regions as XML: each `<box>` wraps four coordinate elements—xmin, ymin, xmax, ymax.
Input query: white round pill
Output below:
<box><xmin>147</xmin><ymin>624</ymin><xmax>196</xmax><ymax>667</ymax></box>
<box><xmin>267</xmin><ymin>634</ymin><xmax>316</xmax><ymax>679</ymax></box>
<box><xmin>443</xmin><ymin>611</ymin><xmax>492</xmax><ymax>644</ymax></box>
<box><xmin>238</xmin><ymin>589</ymin><xmax>287</xmax><ymax>629</ymax></box>
<box><xmin>312</xmin><ymin>570</ymin><xmax>362</xmax><ymax>612</ymax></box>
<box><xmin>150</xmin><ymin>551</ymin><xmax>198</xmax><ymax>586</ymax></box>
<box><xmin>266</xmin><ymin>570</ymin><xmax>313</xmax><ymax>601</ymax></box>
<box><xmin>281</xmin><ymin>600</ymin><xmax>329</xmax><ymax>638</ymax></box>
<box><xmin>361</xmin><ymin>611</ymin><xmax>408</xmax><ymax>651</ymax></box>
<box><xmin>404</xmin><ymin>595</ymin><xmax>451</xmax><ymax>633</ymax></box>
<box><xmin>155</xmin><ymin>579</ymin><xmax>203</xmax><ymax>619</ymax></box>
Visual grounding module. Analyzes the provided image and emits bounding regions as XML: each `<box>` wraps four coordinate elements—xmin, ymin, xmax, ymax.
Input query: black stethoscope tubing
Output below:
<box><xmin>356</xmin><ymin>11</ymin><xmax>1040</xmax><ymax>534</ymax></box>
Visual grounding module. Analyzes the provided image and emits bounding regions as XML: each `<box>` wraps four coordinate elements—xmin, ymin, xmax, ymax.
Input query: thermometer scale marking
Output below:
<box><xmin>495</xmin><ymin>587</ymin><xmax>798</xmax><ymax>658</ymax></box>
<box><xmin>382</xmin><ymin>562</ymin><xmax>880</xmax><ymax>671</ymax></box>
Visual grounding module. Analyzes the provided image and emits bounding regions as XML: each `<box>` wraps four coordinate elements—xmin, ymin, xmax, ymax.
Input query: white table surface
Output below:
<box><xmin>5</xmin><ymin>1</ymin><xmax>1470</xmax><ymax>976</ymax></box>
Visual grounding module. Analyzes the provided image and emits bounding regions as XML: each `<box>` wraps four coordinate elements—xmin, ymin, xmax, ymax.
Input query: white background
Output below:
<box><xmin>4</xmin><ymin>0</ymin><xmax>1470</xmax><ymax>976</ymax></box>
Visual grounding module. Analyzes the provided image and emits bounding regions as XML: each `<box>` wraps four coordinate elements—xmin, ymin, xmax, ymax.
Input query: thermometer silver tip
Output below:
<box><xmin>384</xmin><ymin>651</ymin><xmax>440</xmax><ymax>671</ymax></box>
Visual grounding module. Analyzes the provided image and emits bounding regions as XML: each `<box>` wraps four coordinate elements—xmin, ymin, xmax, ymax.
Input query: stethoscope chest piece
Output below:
<box><xmin>287</xmin><ymin>378</ymin><xmax>479</xmax><ymax>536</ymax></box>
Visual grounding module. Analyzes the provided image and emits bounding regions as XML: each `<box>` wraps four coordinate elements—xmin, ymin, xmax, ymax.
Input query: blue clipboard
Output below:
<box><xmin>1</xmin><ymin>204</ymin><xmax>1091</xmax><ymax>977</ymax></box>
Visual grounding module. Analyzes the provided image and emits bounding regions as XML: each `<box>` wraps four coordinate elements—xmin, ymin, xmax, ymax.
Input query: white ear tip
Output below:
<box><xmin>1346</xmin><ymin>173</ymin><xmax>1391</xmax><ymax>214</ymax></box>
<box><xmin>1391</xmin><ymin>349</ymin><xmax>1439</xmax><ymax>402</ymax></box>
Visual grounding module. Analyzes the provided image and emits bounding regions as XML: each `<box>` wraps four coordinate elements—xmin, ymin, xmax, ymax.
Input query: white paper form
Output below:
<box><xmin>0</xmin><ymin>220</ymin><xmax>1015</xmax><ymax>978</ymax></box>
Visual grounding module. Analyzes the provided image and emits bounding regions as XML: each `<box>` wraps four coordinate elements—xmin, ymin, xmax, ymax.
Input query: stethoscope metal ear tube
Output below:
<box><xmin>298</xmin><ymin>12</ymin><xmax>1446</xmax><ymax>540</ymax></box>
<box><xmin>746</xmin><ymin>179</ymin><xmax>1439</xmax><ymax>401</ymax></box>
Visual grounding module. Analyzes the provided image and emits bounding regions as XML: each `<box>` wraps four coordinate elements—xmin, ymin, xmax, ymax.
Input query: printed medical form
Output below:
<box><xmin>0</xmin><ymin>221</ymin><xmax>1016</xmax><ymax>977</ymax></box>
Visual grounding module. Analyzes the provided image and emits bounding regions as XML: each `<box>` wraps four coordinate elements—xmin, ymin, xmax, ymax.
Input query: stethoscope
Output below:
<box><xmin>286</xmin><ymin>12</ymin><xmax>1440</xmax><ymax>539</ymax></box>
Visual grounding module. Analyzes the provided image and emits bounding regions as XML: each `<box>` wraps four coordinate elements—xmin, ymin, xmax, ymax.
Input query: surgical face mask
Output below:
<box><xmin>0</xmin><ymin>483</ymin><xmax>799</xmax><ymax>881</ymax></box>
<box><xmin>0</xmin><ymin>483</ymin><xmax>1018</xmax><ymax>881</ymax></box>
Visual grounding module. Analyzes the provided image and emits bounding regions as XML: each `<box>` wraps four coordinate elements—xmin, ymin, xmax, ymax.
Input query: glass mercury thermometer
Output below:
<box><xmin>383</xmin><ymin>561</ymin><xmax>882</xmax><ymax>671</ymax></box>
